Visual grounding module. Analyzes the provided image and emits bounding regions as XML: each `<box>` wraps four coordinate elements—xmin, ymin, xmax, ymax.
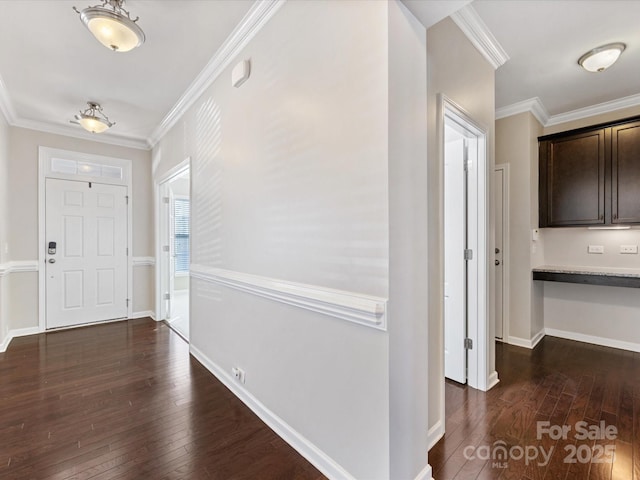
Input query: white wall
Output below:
<box><xmin>426</xmin><ymin>16</ymin><xmax>495</xmax><ymax>441</ymax></box>
<box><xmin>6</xmin><ymin>127</ymin><xmax>154</xmax><ymax>330</ymax></box>
<box><xmin>387</xmin><ymin>2</ymin><xmax>429</xmax><ymax>477</ymax></box>
<box><xmin>154</xmin><ymin>1</ymin><xmax>429</xmax><ymax>478</ymax></box>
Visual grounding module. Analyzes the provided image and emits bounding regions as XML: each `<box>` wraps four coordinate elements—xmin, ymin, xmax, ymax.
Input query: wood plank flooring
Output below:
<box><xmin>430</xmin><ymin>337</ymin><xmax>640</xmax><ymax>480</ymax></box>
<box><xmin>0</xmin><ymin>318</ymin><xmax>324</xmax><ymax>480</ymax></box>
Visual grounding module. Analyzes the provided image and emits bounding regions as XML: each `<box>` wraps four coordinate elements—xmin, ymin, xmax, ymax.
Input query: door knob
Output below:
<box><xmin>495</xmin><ymin>259</ymin><xmax>500</xmax><ymax>266</ymax></box>
<box><xmin>48</xmin><ymin>258</ymin><xmax>56</xmax><ymax>264</ymax></box>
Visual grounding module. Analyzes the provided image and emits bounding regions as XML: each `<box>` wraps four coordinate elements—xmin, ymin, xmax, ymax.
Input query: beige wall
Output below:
<box><xmin>9</xmin><ymin>127</ymin><xmax>153</xmax><ymax>259</ymax></box>
<box><xmin>426</xmin><ymin>17</ymin><xmax>496</xmax><ymax>436</ymax></box>
<box><xmin>495</xmin><ymin>111</ymin><xmax>544</xmax><ymax>342</ymax></box>
<box><xmin>6</xmin><ymin>127</ymin><xmax>154</xmax><ymax>329</ymax></box>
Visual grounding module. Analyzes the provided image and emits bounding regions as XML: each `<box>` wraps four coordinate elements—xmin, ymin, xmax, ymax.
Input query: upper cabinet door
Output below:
<box><xmin>611</xmin><ymin>121</ymin><xmax>640</xmax><ymax>224</ymax></box>
<box><xmin>540</xmin><ymin>129</ymin><xmax>606</xmax><ymax>227</ymax></box>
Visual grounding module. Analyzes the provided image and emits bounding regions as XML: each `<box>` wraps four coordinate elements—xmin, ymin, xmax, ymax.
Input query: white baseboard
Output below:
<box><xmin>0</xmin><ymin>326</ymin><xmax>41</xmax><ymax>353</ymax></box>
<box><xmin>427</xmin><ymin>420</ymin><xmax>444</xmax><ymax>451</ymax></box>
<box><xmin>544</xmin><ymin>328</ymin><xmax>640</xmax><ymax>353</ymax></box>
<box><xmin>487</xmin><ymin>370</ymin><xmax>500</xmax><ymax>390</ymax></box>
<box><xmin>130</xmin><ymin>310</ymin><xmax>156</xmax><ymax>320</ymax></box>
<box><xmin>508</xmin><ymin>329</ymin><xmax>545</xmax><ymax>349</ymax></box>
<box><xmin>189</xmin><ymin>345</ymin><xmax>355</xmax><ymax>480</ymax></box>
<box><xmin>414</xmin><ymin>463</ymin><xmax>433</xmax><ymax>480</ymax></box>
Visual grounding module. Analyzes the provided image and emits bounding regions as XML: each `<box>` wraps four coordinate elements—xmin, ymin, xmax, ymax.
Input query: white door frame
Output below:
<box><xmin>154</xmin><ymin>158</ymin><xmax>190</xmax><ymax>322</ymax></box>
<box><xmin>494</xmin><ymin>164</ymin><xmax>510</xmax><ymax>342</ymax></box>
<box><xmin>38</xmin><ymin>147</ymin><xmax>133</xmax><ymax>331</ymax></box>
<box><xmin>439</xmin><ymin>95</ymin><xmax>496</xmax><ymax>398</ymax></box>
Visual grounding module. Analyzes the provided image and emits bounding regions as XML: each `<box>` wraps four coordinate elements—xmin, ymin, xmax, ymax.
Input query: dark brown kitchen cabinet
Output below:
<box><xmin>539</xmin><ymin>116</ymin><xmax>640</xmax><ymax>227</ymax></box>
<box><xmin>611</xmin><ymin>120</ymin><xmax>640</xmax><ymax>224</ymax></box>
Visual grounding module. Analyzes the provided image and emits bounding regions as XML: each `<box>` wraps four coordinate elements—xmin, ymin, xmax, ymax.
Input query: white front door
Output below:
<box><xmin>494</xmin><ymin>167</ymin><xmax>505</xmax><ymax>339</ymax></box>
<box><xmin>45</xmin><ymin>178</ymin><xmax>128</xmax><ymax>329</ymax></box>
<box><xmin>444</xmin><ymin>134</ymin><xmax>467</xmax><ymax>384</ymax></box>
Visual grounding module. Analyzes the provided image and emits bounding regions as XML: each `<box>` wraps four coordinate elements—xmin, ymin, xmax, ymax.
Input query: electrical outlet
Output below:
<box><xmin>587</xmin><ymin>245</ymin><xmax>604</xmax><ymax>254</ymax></box>
<box><xmin>620</xmin><ymin>245</ymin><xmax>638</xmax><ymax>254</ymax></box>
<box><xmin>231</xmin><ymin>367</ymin><xmax>246</xmax><ymax>384</ymax></box>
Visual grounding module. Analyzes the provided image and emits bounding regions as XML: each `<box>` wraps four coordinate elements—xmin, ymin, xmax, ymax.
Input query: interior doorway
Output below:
<box><xmin>157</xmin><ymin>161</ymin><xmax>190</xmax><ymax>341</ymax></box>
<box><xmin>441</xmin><ymin>96</ymin><xmax>493</xmax><ymax>392</ymax></box>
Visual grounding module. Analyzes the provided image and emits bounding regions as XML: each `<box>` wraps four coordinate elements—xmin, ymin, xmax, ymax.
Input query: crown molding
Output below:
<box><xmin>0</xmin><ymin>73</ymin><xmax>17</xmax><ymax>124</ymax></box>
<box><xmin>545</xmin><ymin>92</ymin><xmax>640</xmax><ymax>127</ymax></box>
<box><xmin>497</xmin><ymin>93</ymin><xmax>640</xmax><ymax>128</ymax></box>
<box><xmin>12</xmin><ymin>117</ymin><xmax>150</xmax><ymax>150</ymax></box>
<box><xmin>148</xmin><ymin>0</ymin><xmax>286</xmax><ymax>148</ymax></box>
<box><xmin>496</xmin><ymin>97</ymin><xmax>549</xmax><ymax>126</ymax></box>
<box><xmin>450</xmin><ymin>4</ymin><xmax>509</xmax><ymax>70</ymax></box>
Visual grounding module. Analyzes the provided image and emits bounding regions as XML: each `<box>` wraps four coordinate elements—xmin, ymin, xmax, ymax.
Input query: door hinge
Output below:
<box><xmin>125</xmin><ymin>195</ymin><xmax>129</xmax><ymax>205</ymax></box>
<box><xmin>464</xmin><ymin>249</ymin><xmax>473</xmax><ymax>260</ymax></box>
<box><xmin>163</xmin><ymin>197</ymin><xmax>170</xmax><ymax>204</ymax></box>
<box><xmin>126</xmin><ymin>298</ymin><xmax>130</xmax><ymax>307</ymax></box>
<box><xmin>164</xmin><ymin>293</ymin><xmax>171</xmax><ymax>300</ymax></box>
<box><xmin>126</xmin><ymin>247</ymin><xmax>129</xmax><ymax>256</ymax></box>
<box><xmin>464</xmin><ymin>338</ymin><xmax>473</xmax><ymax>350</ymax></box>
<box><xmin>162</xmin><ymin>245</ymin><xmax>170</xmax><ymax>252</ymax></box>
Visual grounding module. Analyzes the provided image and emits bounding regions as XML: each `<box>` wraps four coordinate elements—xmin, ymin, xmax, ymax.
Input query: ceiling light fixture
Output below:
<box><xmin>578</xmin><ymin>43</ymin><xmax>626</xmax><ymax>73</ymax></box>
<box><xmin>73</xmin><ymin>0</ymin><xmax>145</xmax><ymax>52</ymax></box>
<box><xmin>73</xmin><ymin>102</ymin><xmax>115</xmax><ymax>133</ymax></box>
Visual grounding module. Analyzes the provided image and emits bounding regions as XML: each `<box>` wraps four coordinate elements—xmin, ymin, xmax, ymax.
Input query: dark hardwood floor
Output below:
<box><xmin>0</xmin><ymin>318</ymin><xmax>324</xmax><ymax>480</ymax></box>
<box><xmin>430</xmin><ymin>337</ymin><xmax>640</xmax><ymax>480</ymax></box>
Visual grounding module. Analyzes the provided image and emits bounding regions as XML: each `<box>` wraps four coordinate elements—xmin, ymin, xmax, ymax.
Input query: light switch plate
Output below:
<box><xmin>620</xmin><ymin>245</ymin><xmax>638</xmax><ymax>254</ymax></box>
<box><xmin>588</xmin><ymin>245</ymin><xmax>604</xmax><ymax>254</ymax></box>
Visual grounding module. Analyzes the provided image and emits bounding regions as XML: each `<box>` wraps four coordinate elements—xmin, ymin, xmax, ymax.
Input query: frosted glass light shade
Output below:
<box><xmin>78</xmin><ymin>115</ymin><xmax>111</xmax><ymax>133</ymax></box>
<box><xmin>578</xmin><ymin>43</ymin><xmax>625</xmax><ymax>73</ymax></box>
<box><xmin>80</xmin><ymin>7</ymin><xmax>144</xmax><ymax>52</ymax></box>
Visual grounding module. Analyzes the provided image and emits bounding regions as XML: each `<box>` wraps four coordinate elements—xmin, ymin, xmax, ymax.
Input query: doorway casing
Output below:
<box><xmin>154</xmin><ymin>158</ymin><xmax>190</xmax><ymax>323</ymax></box>
<box><xmin>438</xmin><ymin>95</ymin><xmax>498</xmax><ymax>414</ymax></box>
<box><xmin>38</xmin><ymin>147</ymin><xmax>133</xmax><ymax>331</ymax></box>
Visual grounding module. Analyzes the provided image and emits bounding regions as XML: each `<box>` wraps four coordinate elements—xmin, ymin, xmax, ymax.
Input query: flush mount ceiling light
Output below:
<box><xmin>73</xmin><ymin>102</ymin><xmax>115</xmax><ymax>133</ymax></box>
<box><xmin>73</xmin><ymin>0</ymin><xmax>145</xmax><ymax>52</ymax></box>
<box><xmin>578</xmin><ymin>43</ymin><xmax>626</xmax><ymax>73</ymax></box>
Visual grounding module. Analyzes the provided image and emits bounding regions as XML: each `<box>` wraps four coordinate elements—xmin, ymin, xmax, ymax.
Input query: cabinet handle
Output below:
<box><xmin>613</xmin><ymin>214</ymin><xmax>618</xmax><ymax>220</ymax></box>
<box><xmin>599</xmin><ymin>215</ymin><xmax>604</xmax><ymax>220</ymax></box>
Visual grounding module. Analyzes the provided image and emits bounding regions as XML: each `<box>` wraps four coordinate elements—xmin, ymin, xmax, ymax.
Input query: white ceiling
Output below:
<box><xmin>0</xmin><ymin>0</ymin><xmax>253</xmax><ymax>148</ymax></box>
<box><xmin>473</xmin><ymin>0</ymin><xmax>640</xmax><ymax>117</ymax></box>
<box><xmin>0</xmin><ymin>1</ymin><xmax>638</xmax><ymax>150</ymax></box>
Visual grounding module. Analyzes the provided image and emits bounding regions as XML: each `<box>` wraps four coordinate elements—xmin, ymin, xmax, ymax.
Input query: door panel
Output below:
<box><xmin>444</xmin><ymin>136</ymin><xmax>467</xmax><ymax>384</ymax></box>
<box><xmin>46</xmin><ymin>178</ymin><xmax>127</xmax><ymax>329</ymax></box>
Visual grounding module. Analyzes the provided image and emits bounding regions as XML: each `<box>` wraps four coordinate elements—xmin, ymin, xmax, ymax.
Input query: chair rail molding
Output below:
<box><xmin>132</xmin><ymin>256</ymin><xmax>156</xmax><ymax>267</ymax></box>
<box><xmin>190</xmin><ymin>264</ymin><xmax>388</xmax><ymax>330</ymax></box>
<box><xmin>0</xmin><ymin>260</ymin><xmax>39</xmax><ymax>277</ymax></box>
